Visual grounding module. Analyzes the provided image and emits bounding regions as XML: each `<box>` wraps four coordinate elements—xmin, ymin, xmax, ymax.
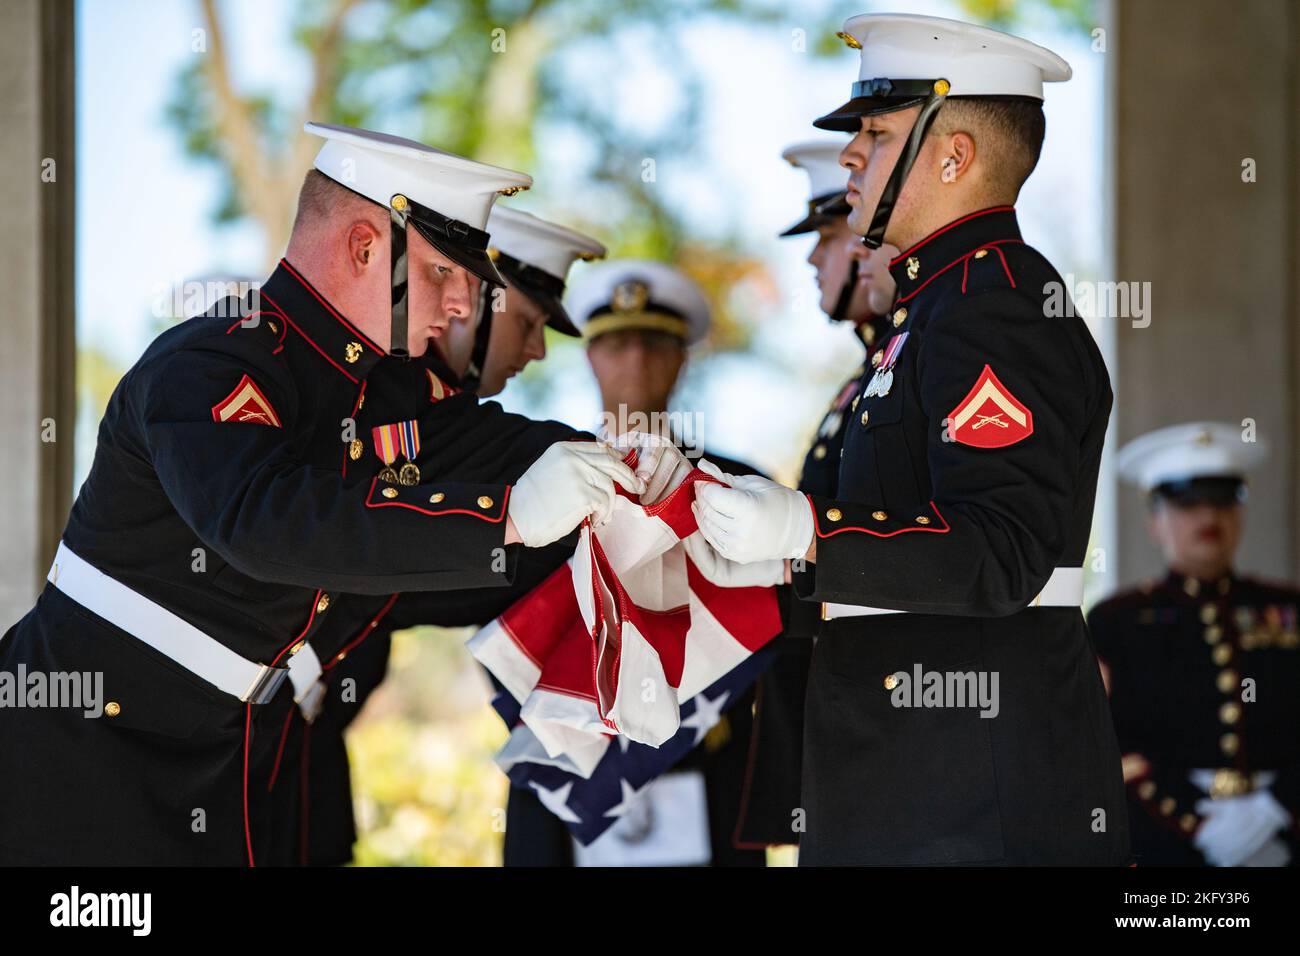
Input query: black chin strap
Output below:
<box><xmin>862</xmin><ymin>86</ymin><xmax>948</xmax><ymax>250</ymax></box>
<box><xmin>388</xmin><ymin>204</ymin><xmax>410</xmax><ymax>359</ymax></box>
<box><xmin>829</xmin><ymin>256</ymin><xmax>860</xmax><ymax>323</ymax></box>
<box><xmin>463</xmin><ymin>280</ymin><xmax>495</xmax><ymax>393</ymax></box>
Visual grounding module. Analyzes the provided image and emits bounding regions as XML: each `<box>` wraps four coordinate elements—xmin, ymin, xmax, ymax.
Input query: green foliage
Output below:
<box><xmin>957</xmin><ymin>0</ymin><xmax>1097</xmax><ymax>32</ymax></box>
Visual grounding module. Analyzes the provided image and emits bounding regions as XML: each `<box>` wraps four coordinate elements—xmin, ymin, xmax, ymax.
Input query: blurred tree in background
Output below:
<box><xmin>165</xmin><ymin>0</ymin><xmax>857</xmax><ymax>353</ymax></box>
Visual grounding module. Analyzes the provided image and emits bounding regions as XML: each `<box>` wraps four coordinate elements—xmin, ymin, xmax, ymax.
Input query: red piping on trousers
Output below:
<box><xmin>242</xmin><ymin>588</ymin><xmax>325</xmax><ymax>867</ymax></box>
<box><xmin>267</xmin><ymin>704</ymin><xmax>296</xmax><ymax>793</ymax></box>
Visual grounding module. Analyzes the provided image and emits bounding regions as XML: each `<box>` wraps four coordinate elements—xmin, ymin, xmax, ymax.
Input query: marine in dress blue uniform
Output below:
<box><xmin>694</xmin><ymin>14</ymin><xmax>1129</xmax><ymax>865</ymax></box>
<box><xmin>1090</xmin><ymin>422</ymin><xmax>1299</xmax><ymax>866</ymax></box>
<box><xmin>0</xmin><ymin>125</ymin><xmax>640</xmax><ymax>865</ymax></box>
<box><xmin>287</xmin><ymin>208</ymin><xmax>609</xmax><ymax>866</ymax></box>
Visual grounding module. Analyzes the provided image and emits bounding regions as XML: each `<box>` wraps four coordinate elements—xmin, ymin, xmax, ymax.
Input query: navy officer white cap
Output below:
<box><xmin>1118</xmin><ymin>422</ymin><xmax>1269</xmax><ymax>492</ymax></box>
<box><xmin>486</xmin><ymin>206</ymin><xmax>607</xmax><ymax>336</ymax></box>
<box><xmin>565</xmin><ymin>259</ymin><xmax>710</xmax><ymax>346</ymax></box>
<box><xmin>815</xmin><ymin>13</ymin><xmax>1071</xmax><ymax>131</ymax></box>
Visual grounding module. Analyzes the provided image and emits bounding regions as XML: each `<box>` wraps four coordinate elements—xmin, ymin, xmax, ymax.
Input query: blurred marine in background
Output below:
<box><xmin>1090</xmin><ymin>422</ymin><xmax>1300</xmax><ymax>866</ymax></box>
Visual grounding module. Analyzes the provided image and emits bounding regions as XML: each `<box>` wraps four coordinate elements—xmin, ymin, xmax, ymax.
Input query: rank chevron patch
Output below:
<box><xmin>210</xmin><ymin>373</ymin><xmax>282</xmax><ymax>428</ymax></box>
<box><xmin>947</xmin><ymin>364</ymin><xmax>1032</xmax><ymax>448</ymax></box>
<box><xmin>427</xmin><ymin>368</ymin><xmax>459</xmax><ymax>403</ymax></box>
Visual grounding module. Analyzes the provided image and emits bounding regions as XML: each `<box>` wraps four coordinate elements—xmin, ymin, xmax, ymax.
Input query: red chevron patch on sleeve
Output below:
<box><xmin>947</xmin><ymin>364</ymin><xmax>1032</xmax><ymax>448</ymax></box>
<box><xmin>427</xmin><ymin>369</ymin><xmax>459</xmax><ymax>403</ymax></box>
<box><xmin>210</xmin><ymin>373</ymin><xmax>282</xmax><ymax>428</ymax></box>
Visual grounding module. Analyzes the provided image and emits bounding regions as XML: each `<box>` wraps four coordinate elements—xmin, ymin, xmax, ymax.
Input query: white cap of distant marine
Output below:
<box><xmin>1118</xmin><ymin>423</ymin><xmax>1269</xmax><ymax>492</ymax></box>
<box><xmin>485</xmin><ymin>206</ymin><xmax>607</xmax><ymax>336</ymax></box>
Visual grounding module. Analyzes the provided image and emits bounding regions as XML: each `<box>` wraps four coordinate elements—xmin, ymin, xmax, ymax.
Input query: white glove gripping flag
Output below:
<box><xmin>468</xmin><ymin>440</ymin><xmax>783</xmax><ymax>777</ymax></box>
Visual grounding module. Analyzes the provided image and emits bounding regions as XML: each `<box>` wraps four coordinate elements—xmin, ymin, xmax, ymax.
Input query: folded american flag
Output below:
<box><xmin>468</xmin><ymin>463</ymin><xmax>783</xmax><ymax>843</ymax></box>
<box><xmin>488</xmin><ymin>644</ymin><xmax>776</xmax><ymax>846</ymax></box>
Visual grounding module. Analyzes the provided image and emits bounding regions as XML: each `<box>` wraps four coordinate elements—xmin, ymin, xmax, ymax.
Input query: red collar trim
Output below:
<box><xmin>278</xmin><ymin>258</ymin><xmax>385</xmax><ymax>356</ymax></box>
<box><xmin>889</xmin><ymin>206</ymin><xmax>1016</xmax><ymax>267</ymax></box>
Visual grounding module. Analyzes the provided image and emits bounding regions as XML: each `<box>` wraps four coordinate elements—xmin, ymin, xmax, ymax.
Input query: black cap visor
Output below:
<box><xmin>780</xmin><ymin>191</ymin><xmax>852</xmax><ymax>237</ymax></box>
<box><xmin>396</xmin><ymin>192</ymin><xmax>505</xmax><ymax>287</ymax></box>
<box><xmin>812</xmin><ymin>78</ymin><xmax>944</xmax><ymax>131</ymax></box>
<box><xmin>495</xmin><ymin>253</ymin><xmax>580</xmax><ymax>337</ymax></box>
<box><xmin>1152</xmin><ymin>475</ymin><xmax>1246</xmax><ymax>507</ymax></box>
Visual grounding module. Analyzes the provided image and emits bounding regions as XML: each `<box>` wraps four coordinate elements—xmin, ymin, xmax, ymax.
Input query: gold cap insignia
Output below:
<box><xmin>836</xmin><ymin>31</ymin><xmax>861</xmax><ymax>50</ymax></box>
<box><xmin>391</xmin><ymin>194</ymin><xmax>408</xmax><ymax>212</ymax></box>
<box><xmin>611</xmin><ymin>279</ymin><xmax>650</xmax><ymax>314</ymax></box>
<box><xmin>933</xmin><ymin>78</ymin><xmax>951</xmax><ymax>96</ymax></box>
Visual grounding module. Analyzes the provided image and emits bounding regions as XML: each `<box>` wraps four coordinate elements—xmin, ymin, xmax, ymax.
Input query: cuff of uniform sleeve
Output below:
<box><xmin>791</xmin><ymin>498</ymin><xmax>949</xmax><ymax>605</ymax></box>
<box><xmin>365</xmin><ymin>477</ymin><xmax>512</xmax><ymax>522</ymax></box>
<box><xmin>807</xmin><ymin>495</ymin><xmax>949</xmax><ymax>538</ymax></box>
<box><xmin>363</xmin><ymin>478</ymin><xmax>517</xmax><ymax>588</ymax></box>
<box><xmin>1128</xmin><ymin>767</ymin><xmax>1204</xmax><ymax>841</ymax></box>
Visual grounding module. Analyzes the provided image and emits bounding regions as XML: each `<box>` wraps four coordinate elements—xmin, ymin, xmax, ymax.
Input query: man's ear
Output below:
<box><xmin>347</xmin><ymin>220</ymin><xmax>382</xmax><ymax>277</ymax></box>
<box><xmin>948</xmin><ymin>130</ymin><xmax>976</xmax><ymax>180</ymax></box>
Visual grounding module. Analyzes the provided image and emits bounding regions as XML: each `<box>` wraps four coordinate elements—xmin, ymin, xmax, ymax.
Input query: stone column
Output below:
<box><xmin>1110</xmin><ymin>0</ymin><xmax>1299</xmax><ymax>588</ymax></box>
<box><xmin>0</xmin><ymin>0</ymin><xmax>76</xmax><ymax>626</ymax></box>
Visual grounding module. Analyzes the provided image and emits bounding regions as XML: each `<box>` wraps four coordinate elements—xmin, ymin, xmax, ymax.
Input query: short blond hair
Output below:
<box><xmin>291</xmin><ymin>169</ymin><xmax>383</xmax><ymax>233</ymax></box>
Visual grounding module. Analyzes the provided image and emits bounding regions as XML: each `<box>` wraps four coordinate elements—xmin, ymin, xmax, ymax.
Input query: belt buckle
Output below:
<box><xmin>241</xmin><ymin>664</ymin><xmax>291</xmax><ymax>705</ymax></box>
<box><xmin>1209</xmin><ymin>768</ymin><xmax>1252</xmax><ymax>799</ymax></box>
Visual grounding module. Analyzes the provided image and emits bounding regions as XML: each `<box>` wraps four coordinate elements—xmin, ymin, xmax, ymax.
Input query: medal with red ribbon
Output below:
<box><xmin>372</xmin><ymin>419</ymin><xmax>422</xmax><ymax>486</ymax></box>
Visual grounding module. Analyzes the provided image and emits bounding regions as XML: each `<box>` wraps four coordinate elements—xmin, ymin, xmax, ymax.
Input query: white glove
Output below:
<box><xmin>1193</xmin><ymin>789</ymin><xmax>1291</xmax><ymax>867</ymax></box>
<box><xmin>681</xmin><ymin>530</ymin><xmax>785</xmax><ymax>588</ymax></box>
<box><xmin>621</xmin><ymin>432</ymin><xmax>694</xmax><ymax>505</ymax></box>
<box><xmin>509</xmin><ymin>441</ymin><xmax>644</xmax><ymax>548</ymax></box>
<box><xmin>692</xmin><ymin>459</ymin><xmax>814</xmax><ymax>563</ymax></box>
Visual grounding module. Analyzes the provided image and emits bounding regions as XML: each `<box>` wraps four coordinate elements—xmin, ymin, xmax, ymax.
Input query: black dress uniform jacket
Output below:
<box><xmin>0</xmin><ymin>260</ymin><xmax>548</xmax><ymax>865</ymax></box>
<box><xmin>1090</xmin><ymin>571</ymin><xmax>1300</xmax><ymax>865</ymax></box>
<box><xmin>735</xmin><ymin>317</ymin><xmax>888</xmax><ymax>848</ymax></box>
<box><xmin>790</xmin><ymin>206</ymin><xmax>1129</xmax><ymax>865</ymax></box>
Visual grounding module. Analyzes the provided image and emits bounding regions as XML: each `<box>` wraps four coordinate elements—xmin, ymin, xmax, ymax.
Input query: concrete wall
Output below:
<box><xmin>1110</xmin><ymin>0</ymin><xmax>1299</xmax><ymax>589</ymax></box>
<box><xmin>0</xmin><ymin>0</ymin><xmax>75</xmax><ymax>627</ymax></box>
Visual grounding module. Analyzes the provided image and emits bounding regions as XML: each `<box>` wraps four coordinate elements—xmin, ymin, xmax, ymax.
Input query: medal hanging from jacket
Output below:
<box><xmin>863</xmin><ymin>331</ymin><xmax>909</xmax><ymax>398</ymax></box>
<box><xmin>372</xmin><ymin>420</ymin><xmax>422</xmax><ymax>486</ymax></box>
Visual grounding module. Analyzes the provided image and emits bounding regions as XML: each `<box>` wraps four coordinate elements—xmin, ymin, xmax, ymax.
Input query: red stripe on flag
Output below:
<box><xmin>685</xmin><ymin>559</ymin><xmax>782</xmax><ymax>653</ymax></box>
